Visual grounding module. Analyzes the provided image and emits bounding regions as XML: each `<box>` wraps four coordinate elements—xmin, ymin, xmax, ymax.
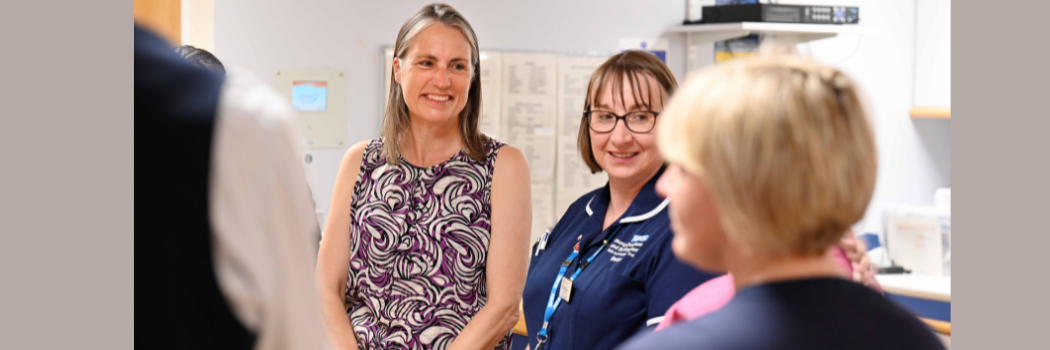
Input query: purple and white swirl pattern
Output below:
<box><xmin>346</xmin><ymin>137</ymin><xmax>512</xmax><ymax>350</ymax></box>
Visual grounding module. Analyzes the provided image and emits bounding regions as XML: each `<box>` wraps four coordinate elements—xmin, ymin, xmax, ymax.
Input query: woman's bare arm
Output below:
<box><xmin>446</xmin><ymin>145</ymin><xmax>532</xmax><ymax>350</ymax></box>
<box><xmin>315</xmin><ymin>140</ymin><xmax>369</xmax><ymax>350</ymax></box>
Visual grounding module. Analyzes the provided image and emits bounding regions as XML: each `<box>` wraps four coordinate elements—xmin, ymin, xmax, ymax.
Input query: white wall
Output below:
<box><xmin>181</xmin><ymin>0</ymin><xmax>215</xmax><ymax>53</ymax></box>
<box><xmin>789</xmin><ymin>0</ymin><xmax>951</xmax><ymax>234</ymax></box>
<box><xmin>214</xmin><ymin>0</ymin><xmax>949</xmax><ymax>236</ymax></box>
<box><xmin>914</xmin><ymin>0</ymin><xmax>951</xmax><ymax>107</ymax></box>
<box><xmin>906</xmin><ymin>0</ymin><xmax>952</xmax><ymax>222</ymax></box>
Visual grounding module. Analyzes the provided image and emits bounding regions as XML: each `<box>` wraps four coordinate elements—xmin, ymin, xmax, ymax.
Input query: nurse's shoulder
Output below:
<box><xmin>538</xmin><ymin>187</ymin><xmax>605</xmax><ymax>249</ymax></box>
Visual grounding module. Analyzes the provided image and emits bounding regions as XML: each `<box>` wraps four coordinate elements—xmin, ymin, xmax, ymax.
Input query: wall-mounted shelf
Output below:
<box><xmin>910</xmin><ymin>107</ymin><xmax>951</xmax><ymax>119</ymax></box>
<box><xmin>670</xmin><ymin>22</ymin><xmax>863</xmax><ymax>44</ymax></box>
<box><xmin>669</xmin><ymin>22</ymin><xmax>868</xmax><ymax>72</ymax></box>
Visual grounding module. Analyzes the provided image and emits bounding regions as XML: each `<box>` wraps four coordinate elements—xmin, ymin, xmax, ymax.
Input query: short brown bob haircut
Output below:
<box><xmin>579</xmin><ymin>51</ymin><xmax>678</xmax><ymax>173</ymax></box>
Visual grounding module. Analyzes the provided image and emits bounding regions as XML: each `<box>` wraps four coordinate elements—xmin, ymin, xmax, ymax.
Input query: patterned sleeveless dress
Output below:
<box><xmin>346</xmin><ymin>137</ymin><xmax>512</xmax><ymax>350</ymax></box>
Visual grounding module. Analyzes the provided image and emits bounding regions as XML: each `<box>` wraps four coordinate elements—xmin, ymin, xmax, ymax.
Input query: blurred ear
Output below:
<box><xmin>393</xmin><ymin>57</ymin><xmax>402</xmax><ymax>85</ymax></box>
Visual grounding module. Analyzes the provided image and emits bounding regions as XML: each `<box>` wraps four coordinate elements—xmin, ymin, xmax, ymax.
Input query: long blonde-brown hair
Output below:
<box><xmin>382</xmin><ymin>3</ymin><xmax>486</xmax><ymax>164</ymax></box>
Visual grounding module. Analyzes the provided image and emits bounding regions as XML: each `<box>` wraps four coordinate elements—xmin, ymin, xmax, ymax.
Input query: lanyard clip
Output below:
<box><xmin>535</xmin><ymin>333</ymin><xmax>548</xmax><ymax>350</ymax></box>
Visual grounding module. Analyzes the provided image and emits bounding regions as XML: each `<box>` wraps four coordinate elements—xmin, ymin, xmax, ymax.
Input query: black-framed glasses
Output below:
<box><xmin>585</xmin><ymin>110</ymin><xmax>659</xmax><ymax>133</ymax></box>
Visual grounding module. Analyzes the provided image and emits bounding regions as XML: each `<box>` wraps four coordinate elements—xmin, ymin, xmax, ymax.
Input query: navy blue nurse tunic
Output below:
<box><xmin>522</xmin><ymin>165</ymin><xmax>721</xmax><ymax>350</ymax></box>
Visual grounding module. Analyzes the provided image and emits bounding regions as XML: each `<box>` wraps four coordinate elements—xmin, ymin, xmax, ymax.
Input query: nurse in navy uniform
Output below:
<box><xmin>520</xmin><ymin>51</ymin><xmax>720</xmax><ymax>350</ymax></box>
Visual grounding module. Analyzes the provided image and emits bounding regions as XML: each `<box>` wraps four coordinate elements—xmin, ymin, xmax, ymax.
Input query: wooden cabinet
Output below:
<box><xmin>133</xmin><ymin>0</ymin><xmax>181</xmax><ymax>45</ymax></box>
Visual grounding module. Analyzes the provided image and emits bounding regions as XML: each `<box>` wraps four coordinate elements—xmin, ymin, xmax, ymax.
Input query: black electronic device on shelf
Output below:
<box><xmin>686</xmin><ymin>4</ymin><xmax>859</xmax><ymax>25</ymax></box>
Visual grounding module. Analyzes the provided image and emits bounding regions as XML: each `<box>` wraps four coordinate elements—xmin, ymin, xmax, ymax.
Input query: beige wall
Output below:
<box><xmin>182</xmin><ymin>0</ymin><xmax>215</xmax><ymax>53</ymax></box>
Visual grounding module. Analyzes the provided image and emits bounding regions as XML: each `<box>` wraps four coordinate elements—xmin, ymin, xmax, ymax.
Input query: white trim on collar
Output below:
<box><xmin>585</xmin><ymin>194</ymin><xmax>596</xmax><ymax>216</ymax></box>
<box><xmin>619</xmin><ymin>199</ymin><xmax>670</xmax><ymax>224</ymax></box>
<box><xmin>646</xmin><ymin>316</ymin><xmax>665</xmax><ymax>327</ymax></box>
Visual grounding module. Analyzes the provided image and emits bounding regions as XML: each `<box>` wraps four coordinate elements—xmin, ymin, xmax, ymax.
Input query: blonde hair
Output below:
<box><xmin>382</xmin><ymin>3</ymin><xmax>485</xmax><ymax>164</ymax></box>
<box><xmin>579</xmin><ymin>51</ymin><xmax>678</xmax><ymax>173</ymax></box>
<box><xmin>658</xmin><ymin>56</ymin><xmax>877</xmax><ymax>256</ymax></box>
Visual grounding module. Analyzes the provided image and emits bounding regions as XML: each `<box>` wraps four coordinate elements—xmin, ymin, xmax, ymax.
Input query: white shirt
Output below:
<box><xmin>209</xmin><ymin>67</ymin><xmax>327</xmax><ymax>350</ymax></box>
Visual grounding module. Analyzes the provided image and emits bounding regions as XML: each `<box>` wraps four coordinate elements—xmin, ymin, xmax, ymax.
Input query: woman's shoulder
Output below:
<box><xmin>481</xmin><ymin>134</ymin><xmax>507</xmax><ymax>157</ymax></box>
<box><xmin>363</xmin><ymin>137</ymin><xmax>383</xmax><ymax>152</ymax></box>
<box><xmin>343</xmin><ymin>138</ymin><xmax>382</xmax><ymax>156</ymax></box>
<box><xmin>481</xmin><ymin>134</ymin><xmax>502</xmax><ymax>145</ymax></box>
<box><xmin>341</xmin><ymin>138</ymin><xmax>385</xmax><ymax>172</ymax></box>
<box><xmin>485</xmin><ymin>136</ymin><xmax>527</xmax><ymax>171</ymax></box>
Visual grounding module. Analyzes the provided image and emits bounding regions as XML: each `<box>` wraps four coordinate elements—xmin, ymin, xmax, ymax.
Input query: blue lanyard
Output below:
<box><xmin>535</xmin><ymin>224</ymin><xmax>625</xmax><ymax>349</ymax></box>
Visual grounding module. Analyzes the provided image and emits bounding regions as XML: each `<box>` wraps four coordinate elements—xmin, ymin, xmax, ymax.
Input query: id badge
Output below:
<box><xmin>559</xmin><ymin>276</ymin><xmax>573</xmax><ymax>303</ymax></box>
<box><xmin>535</xmin><ymin>230</ymin><xmax>550</xmax><ymax>256</ymax></box>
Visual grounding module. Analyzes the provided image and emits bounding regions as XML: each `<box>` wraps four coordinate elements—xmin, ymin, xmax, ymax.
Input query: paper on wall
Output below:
<box><xmin>502</xmin><ymin>52</ymin><xmax>558</xmax><ymax>243</ymax></box>
<box><xmin>531</xmin><ymin>185</ymin><xmax>556</xmax><ymax>246</ymax></box>
<box><xmin>479</xmin><ymin>51</ymin><xmax>502</xmax><ymax>139</ymax></box>
<box><xmin>555</xmin><ymin>56</ymin><xmax>610</xmax><ymax>219</ymax></box>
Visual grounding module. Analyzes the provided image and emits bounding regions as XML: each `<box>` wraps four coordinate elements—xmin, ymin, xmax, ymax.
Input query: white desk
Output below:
<box><xmin>876</xmin><ymin>274</ymin><xmax>951</xmax><ymax>302</ymax></box>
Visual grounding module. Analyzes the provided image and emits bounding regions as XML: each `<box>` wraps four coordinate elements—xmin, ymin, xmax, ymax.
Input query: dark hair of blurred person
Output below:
<box><xmin>174</xmin><ymin>45</ymin><xmax>225</xmax><ymax>73</ymax></box>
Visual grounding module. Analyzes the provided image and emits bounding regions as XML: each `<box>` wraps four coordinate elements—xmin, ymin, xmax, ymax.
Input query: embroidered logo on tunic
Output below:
<box><xmin>608</xmin><ymin>236</ymin><xmax>648</xmax><ymax>262</ymax></box>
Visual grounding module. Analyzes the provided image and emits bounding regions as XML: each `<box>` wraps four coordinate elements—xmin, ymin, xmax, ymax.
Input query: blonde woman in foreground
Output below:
<box><xmin>617</xmin><ymin>56</ymin><xmax>946</xmax><ymax>350</ymax></box>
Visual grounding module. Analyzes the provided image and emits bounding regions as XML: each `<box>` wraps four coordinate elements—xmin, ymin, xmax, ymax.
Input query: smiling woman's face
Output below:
<box><xmin>393</xmin><ymin>23</ymin><xmax>473</xmax><ymax>125</ymax></box>
<box><xmin>589</xmin><ymin>73</ymin><xmax>667</xmax><ymax>185</ymax></box>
